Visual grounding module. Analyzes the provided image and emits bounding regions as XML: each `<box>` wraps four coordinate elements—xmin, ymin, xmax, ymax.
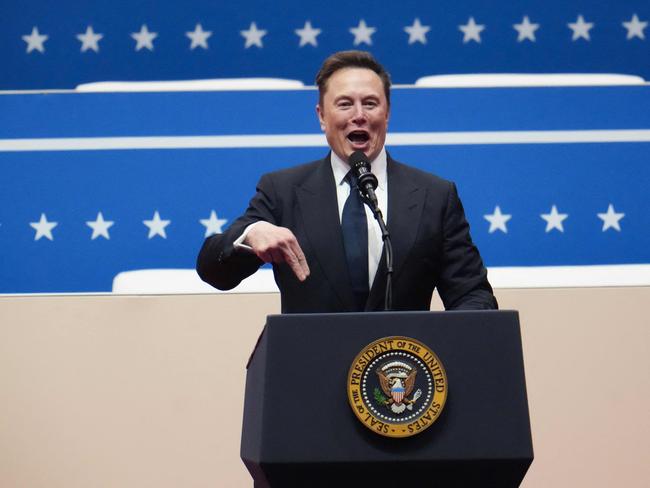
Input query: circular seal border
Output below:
<box><xmin>347</xmin><ymin>336</ymin><xmax>448</xmax><ymax>438</ymax></box>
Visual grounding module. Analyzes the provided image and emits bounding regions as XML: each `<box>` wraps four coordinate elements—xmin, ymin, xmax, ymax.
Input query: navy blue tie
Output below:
<box><xmin>341</xmin><ymin>171</ymin><xmax>369</xmax><ymax>310</ymax></box>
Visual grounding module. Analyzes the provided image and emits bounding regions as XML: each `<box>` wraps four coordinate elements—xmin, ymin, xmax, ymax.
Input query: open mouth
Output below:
<box><xmin>347</xmin><ymin>130</ymin><xmax>370</xmax><ymax>144</ymax></box>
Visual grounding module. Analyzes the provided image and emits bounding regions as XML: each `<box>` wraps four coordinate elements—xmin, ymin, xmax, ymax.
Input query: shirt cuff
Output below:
<box><xmin>233</xmin><ymin>221</ymin><xmax>262</xmax><ymax>252</ymax></box>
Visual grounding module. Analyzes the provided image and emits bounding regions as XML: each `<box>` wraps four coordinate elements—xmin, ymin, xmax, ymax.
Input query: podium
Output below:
<box><xmin>241</xmin><ymin>311</ymin><xmax>533</xmax><ymax>487</ymax></box>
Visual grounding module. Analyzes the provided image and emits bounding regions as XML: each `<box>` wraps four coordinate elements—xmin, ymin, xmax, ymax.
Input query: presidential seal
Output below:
<box><xmin>347</xmin><ymin>336</ymin><xmax>447</xmax><ymax>438</ymax></box>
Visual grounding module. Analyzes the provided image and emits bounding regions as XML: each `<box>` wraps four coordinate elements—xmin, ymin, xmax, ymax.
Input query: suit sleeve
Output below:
<box><xmin>436</xmin><ymin>182</ymin><xmax>498</xmax><ymax>310</ymax></box>
<box><xmin>196</xmin><ymin>173</ymin><xmax>279</xmax><ymax>290</ymax></box>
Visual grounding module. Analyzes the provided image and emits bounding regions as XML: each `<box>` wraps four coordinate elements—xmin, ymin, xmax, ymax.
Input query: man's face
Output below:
<box><xmin>317</xmin><ymin>67</ymin><xmax>389</xmax><ymax>163</ymax></box>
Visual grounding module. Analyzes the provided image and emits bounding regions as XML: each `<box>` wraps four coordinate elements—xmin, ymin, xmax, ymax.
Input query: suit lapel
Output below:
<box><xmin>295</xmin><ymin>156</ymin><xmax>357</xmax><ymax>310</ymax></box>
<box><xmin>366</xmin><ymin>156</ymin><xmax>425</xmax><ymax>310</ymax></box>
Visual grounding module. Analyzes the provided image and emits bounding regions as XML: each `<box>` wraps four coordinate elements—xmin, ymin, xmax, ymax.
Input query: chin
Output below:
<box><xmin>346</xmin><ymin>146</ymin><xmax>371</xmax><ymax>156</ymax></box>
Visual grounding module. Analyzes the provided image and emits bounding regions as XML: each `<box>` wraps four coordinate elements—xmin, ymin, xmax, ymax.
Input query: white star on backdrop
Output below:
<box><xmin>186</xmin><ymin>23</ymin><xmax>212</xmax><ymax>50</ymax></box>
<box><xmin>540</xmin><ymin>205</ymin><xmax>568</xmax><ymax>233</ymax></box>
<box><xmin>350</xmin><ymin>19</ymin><xmax>376</xmax><ymax>46</ymax></box>
<box><xmin>86</xmin><ymin>212</ymin><xmax>114</xmax><ymax>240</ymax></box>
<box><xmin>568</xmin><ymin>15</ymin><xmax>594</xmax><ymax>41</ymax></box>
<box><xmin>459</xmin><ymin>17</ymin><xmax>485</xmax><ymax>43</ymax></box>
<box><xmin>484</xmin><ymin>206</ymin><xmax>511</xmax><ymax>234</ymax></box>
<box><xmin>76</xmin><ymin>25</ymin><xmax>103</xmax><ymax>52</ymax></box>
<box><xmin>200</xmin><ymin>210</ymin><xmax>228</xmax><ymax>237</ymax></box>
<box><xmin>513</xmin><ymin>16</ymin><xmax>540</xmax><ymax>42</ymax></box>
<box><xmin>622</xmin><ymin>14</ymin><xmax>647</xmax><ymax>40</ymax></box>
<box><xmin>295</xmin><ymin>21</ymin><xmax>321</xmax><ymax>47</ymax></box>
<box><xmin>30</xmin><ymin>213</ymin><xmax>58</xmax><ymax>241</ymax></box>
<box><xmin>404</xmin><ymin>18</ymin><xmax>430</xmax><ymax>45</ymax></box>
<box><xmin>597</xmin><ymin>204</ymin><xmax>624</xmax><ymax>232</ymax></box>
<box><xmin>131</xmin><ymin>24</ymin><xmax>158</xmax><ymax>51</ymax></box>
<box><xmin>143</xmin><ymin>211</ymin><xmax>170</xmax><ymax>239</ymax></box>
<box><xmin>241</xmin><ymin>22</ymin><xmax>267</xmax><ymax>48</ymax></box>
<box><xmin>22</xmin><ymin>27</ymin><xmax>49</xmax><ymax>53</ymax></box>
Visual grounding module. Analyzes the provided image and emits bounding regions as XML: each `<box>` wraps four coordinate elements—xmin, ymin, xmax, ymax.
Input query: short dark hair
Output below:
<box><xmin>315</xmin><ymin>50</ymin><xmax>391</xmax><ymax>107</ymax></box>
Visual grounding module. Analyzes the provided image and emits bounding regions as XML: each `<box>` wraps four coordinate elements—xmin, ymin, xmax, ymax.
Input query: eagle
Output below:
<box><xmin>377</xmin><ymin>367</ymin><xmax>419</xmax><ymax>414</ymax></box>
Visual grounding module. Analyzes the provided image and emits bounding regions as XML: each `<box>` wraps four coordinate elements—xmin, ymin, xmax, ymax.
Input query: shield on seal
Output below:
<box><xmin>391</xmin><ymin>385</ymin><xmax>405</xmax><ymax>404</ymax></box>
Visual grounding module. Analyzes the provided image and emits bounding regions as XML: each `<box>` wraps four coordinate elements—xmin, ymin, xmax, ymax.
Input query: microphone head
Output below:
<box><xmin>348</xmin><ymin>150</ymin><xmax>369</xmax><ymax>170</ymax></box>
<box><xmin>348</xmin><ymin>150</ymin><xmax>377</xmax><ymax>192</ymax></box>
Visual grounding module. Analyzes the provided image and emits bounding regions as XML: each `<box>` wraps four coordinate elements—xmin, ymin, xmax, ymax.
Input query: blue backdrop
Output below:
<box><xmin>1</xmin><ymin>86</ymin><xmax>648</xmax><ymax>293</ymax></box>
<box><xmin>2</xmin><ymin>0</ymin><xmax>649</xmax><ymax>89</ymax></box>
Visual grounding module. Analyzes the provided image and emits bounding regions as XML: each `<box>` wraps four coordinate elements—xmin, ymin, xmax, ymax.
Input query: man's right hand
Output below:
<box><xmin>245</xmin><ymin>222</ymin><xmax>310</xmax><ymax>282</ymax></box>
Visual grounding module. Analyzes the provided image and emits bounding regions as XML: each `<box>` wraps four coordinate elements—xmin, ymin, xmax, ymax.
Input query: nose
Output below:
<box><xmin>351</xmin><ymin>102</ymin><xmax>367</xmax><ymax>123</ymax></box>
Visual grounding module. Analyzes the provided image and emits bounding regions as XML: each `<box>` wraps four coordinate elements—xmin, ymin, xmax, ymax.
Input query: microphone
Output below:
<box><xmin>348</xmin><ymin>151</ymin><xmax>379</xmax><ymax>209</ymax></box>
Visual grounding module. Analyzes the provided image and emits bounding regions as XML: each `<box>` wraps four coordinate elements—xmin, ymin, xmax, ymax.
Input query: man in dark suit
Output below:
<box><xmin>197</xmin><ymin>51</ymin><xmax>497</xmax><ymax>313</ymax></box>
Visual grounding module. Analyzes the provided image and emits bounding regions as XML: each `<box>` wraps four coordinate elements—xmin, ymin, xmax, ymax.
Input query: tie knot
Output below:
<box><xmin>346</xmin><ymin>170</ymin><xmax>359</xmax><ymax>189</ymax></box>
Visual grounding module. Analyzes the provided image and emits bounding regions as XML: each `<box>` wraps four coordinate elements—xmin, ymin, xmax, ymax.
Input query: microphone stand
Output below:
<box><xmin>359</xmin><ymin>190</ymin><xmax>393</xmax><ymax>311</ymax></box>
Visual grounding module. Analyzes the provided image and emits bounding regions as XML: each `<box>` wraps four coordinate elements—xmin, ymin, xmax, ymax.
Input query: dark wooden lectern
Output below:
<box><xmin>241</xmin><ymin>311</ymin><xmax>533</xmax><ymax>487</ymax></box>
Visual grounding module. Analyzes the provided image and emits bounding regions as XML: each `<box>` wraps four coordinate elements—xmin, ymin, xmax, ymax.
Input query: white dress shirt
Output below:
<box><xmin>330</xmin><ymin>149</ymin><xmax>388</xmax><ymax>289</ymax></box>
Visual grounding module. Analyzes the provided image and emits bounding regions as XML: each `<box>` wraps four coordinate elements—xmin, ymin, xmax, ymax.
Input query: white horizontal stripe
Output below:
<box><xmin>388</xmin><ymin>129</ymin><xmax>650</xmax><ymax>145</ymax></box>
<box><xmin>0</xmin><ymin>264</ymin><xmax>647</xmax><ymax>296</ymax></box>
<box><xmin>108</xmin><ymin>264</ymin><xmax>650</xmax><ymax>293</ymax></box>
<box><xmin>487</xmin><ymin>264</ymin><xmax>650</xmax><ymax>289</ymax></box>
<box><xmin>1</xmin><ymin>129</ymin><xmax>649</xmax><ymax>152</ymax></box>
<box><xmin>0</xmin><ymin>134</ymin><xmax>327</xmax><ymax>151</ymax></box>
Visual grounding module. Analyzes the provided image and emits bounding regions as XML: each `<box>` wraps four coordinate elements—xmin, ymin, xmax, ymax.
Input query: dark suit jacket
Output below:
<box><xmin>197</xmin><ymin>154</ymin><xmax>497</xmax><ymax>313</ymax></box>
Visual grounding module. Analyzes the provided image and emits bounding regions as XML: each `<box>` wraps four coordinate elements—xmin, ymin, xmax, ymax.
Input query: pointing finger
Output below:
<box><xmin>283</xmin><ymin>246</ymin><xmax>308</xmax><ymax>281</ymax></box>
<box><xmin>289</xmin><ymin>239</ymin><xmax>310</xmax><ymax>278</ymax></box>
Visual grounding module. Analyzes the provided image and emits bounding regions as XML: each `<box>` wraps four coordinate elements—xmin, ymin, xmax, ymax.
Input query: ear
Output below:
<box><xmin>316</xmin><ymin>104</ymin><xmax>326</xmax><ymax>131</ymax></box>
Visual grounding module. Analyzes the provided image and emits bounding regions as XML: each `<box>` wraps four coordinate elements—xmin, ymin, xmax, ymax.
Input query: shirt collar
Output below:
<box><xmin>330</xmin><ymin>148</ymin><xmax>387</xmax><ymax>190</ymax></box>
